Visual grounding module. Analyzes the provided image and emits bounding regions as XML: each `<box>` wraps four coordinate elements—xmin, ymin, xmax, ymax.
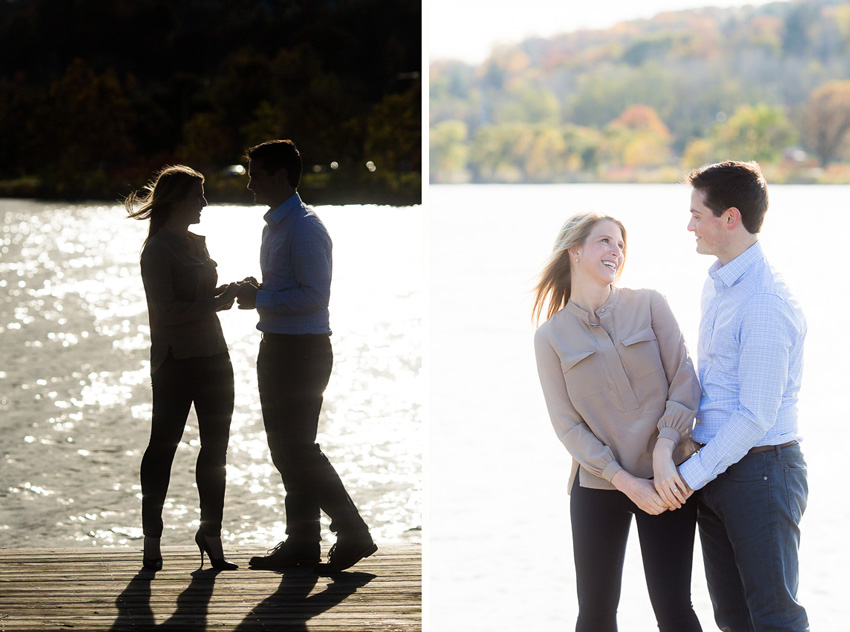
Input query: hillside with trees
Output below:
<box><xmin>430</xmin><ymin>0</ymin><xmax>850</xmax><ymax>184</ymax></box>
<box><xmin>0</xmin><ymin>0</ymin><xmax>421</xmax><ymax>204</ymax></box>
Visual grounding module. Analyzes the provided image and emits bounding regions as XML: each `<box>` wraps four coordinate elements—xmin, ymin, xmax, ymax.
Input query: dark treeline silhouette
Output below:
<box><xmin>0</xmin><ymin>0</ymin><xmax>421</xmax><ymax>204</ymax></box>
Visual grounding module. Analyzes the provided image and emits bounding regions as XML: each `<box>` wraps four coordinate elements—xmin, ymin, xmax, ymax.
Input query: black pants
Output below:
<box><xmin>257</xmin><ymin>333</ymin><xmax>367</xmax><ymax>543</ymax></box>
<box><xmin>571</xmin><ymin>478</ymin><xmax>702</xmax><ymax>632</ymax></box>
<box><xmin>140</xmin><ymin>351</ymin><xmax>234</xmax><ymax>538</ymax></box>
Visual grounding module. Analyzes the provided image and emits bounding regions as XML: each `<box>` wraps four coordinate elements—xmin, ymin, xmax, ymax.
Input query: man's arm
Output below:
<box><xmin>679</xmin><ymin>293</ymin><xmax>799</xmax><ymax>490</ymax></box>
<box><xmin>237</xmin><ymin>224</ymin><xmax>331</xmax><ymax>314</ymax></box>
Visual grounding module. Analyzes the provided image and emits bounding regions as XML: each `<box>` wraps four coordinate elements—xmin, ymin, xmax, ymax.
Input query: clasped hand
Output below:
<box><xmin>215</xmin><ymin>277</ymin><xmax>260</xmax><ymax>311</ymax></box>
<box><xmin>610</xmin><ymin>438</ymin><xmax>693</xmax><ymax>515</ymax></box>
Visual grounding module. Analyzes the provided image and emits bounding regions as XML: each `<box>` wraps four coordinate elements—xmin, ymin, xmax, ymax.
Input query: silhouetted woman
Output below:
<box><xmin>533</xmin><ymin>212</ymin><xmax>702</xmax><ymax>632</ymax></box>
<box><xmin>126</xmin><ymin>165</ymin><xmax>239</xmax><ymax>571</ymax></box>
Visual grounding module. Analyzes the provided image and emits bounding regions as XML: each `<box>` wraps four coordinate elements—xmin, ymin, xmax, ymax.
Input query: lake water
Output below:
<box><xmin>428</xmin><ymin>183</ymin><xmax>847</xmax><ymax>631</ymax></box>
<box><xmin>0</xmin><ymin>200</ymin><xmax>422</xmax><ymax>551</ymax></box>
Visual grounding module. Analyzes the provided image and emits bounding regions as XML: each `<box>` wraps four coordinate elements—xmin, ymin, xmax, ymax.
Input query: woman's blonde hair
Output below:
<box><xmin>532</xmin><ymin>212</ymin><xmax>627</xmax><ymax>323</ymax></box>
<box><xmin>125</xmin><ymin>165</ymin><xmax>204</xmax><ymax>247</ymax></box>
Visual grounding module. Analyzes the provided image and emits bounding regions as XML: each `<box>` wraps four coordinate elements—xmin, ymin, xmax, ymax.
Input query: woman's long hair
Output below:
<box><xmin>125</xmin><ymin>165</ymin><xmax>204</xmax><ymax>248</ymax></box>
<box><xmin>532</xmin><ymin>212</ymin><xmax>627</xmax><ymax>324</ymax></box>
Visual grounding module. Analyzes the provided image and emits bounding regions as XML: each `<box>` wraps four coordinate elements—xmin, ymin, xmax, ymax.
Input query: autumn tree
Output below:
<box><xmin>604</xmin><ymin>104</ymin><xmax>672</xmax><ymax>168</ymax></box>
<box><xmin>804</xmin><ymin>80</ymin><xmax>850</xmax><ymax>166</ymax></box>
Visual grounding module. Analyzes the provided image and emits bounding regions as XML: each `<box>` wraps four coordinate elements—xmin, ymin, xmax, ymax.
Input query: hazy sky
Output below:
<box><xmin>428</xmin><ymin>0</ymin><xmax>782</xmax><ymax>63</ymax></box>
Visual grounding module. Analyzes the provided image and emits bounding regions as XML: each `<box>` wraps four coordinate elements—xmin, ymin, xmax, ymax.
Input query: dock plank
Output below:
<box><xmin>0</xmin><ymin>544</ymin><xmax>421</xmax><ymax>631</ymax></box>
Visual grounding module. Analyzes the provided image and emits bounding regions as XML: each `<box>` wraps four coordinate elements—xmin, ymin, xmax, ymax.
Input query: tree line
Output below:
<box><xmin>430</xmin><ymin>0</ymin><xmax>850</xmax><ymax>184</ymax></box>
<box><xmin>0</xmin><ymin>0</ymin><xmax>421</xmax><ymax>204</ymax></box>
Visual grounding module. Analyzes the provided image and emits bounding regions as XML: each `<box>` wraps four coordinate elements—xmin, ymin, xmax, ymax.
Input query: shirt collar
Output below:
<box><xmin>709</xmin><ymin>241</ymin><xmax>763</xmax><ymax>288</ymax></box>
<box><xmin>565</xmin><ymin>285</ymin><xmax>619</xmax><ymax>324</ymax></box>
<box><xmin>264</xmin><ymin>192</ymin><xmax>303</xmax><ymax>226</ymax></box>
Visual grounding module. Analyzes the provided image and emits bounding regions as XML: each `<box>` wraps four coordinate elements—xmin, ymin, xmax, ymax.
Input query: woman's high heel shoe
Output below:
<box><xmin>142</xmin><ymin>536</ymin><xmax>163</xmax><ymax>571</ymax></box>
<box><xmin>195</xmin><ymin>529</ymin><xmax>238</xmax><ymax>570</ymax></box>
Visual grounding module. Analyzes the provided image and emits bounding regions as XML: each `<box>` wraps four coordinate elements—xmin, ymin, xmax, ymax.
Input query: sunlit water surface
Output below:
<box><xmin>0</xmin><ymin>200</ymin><xmax>422</xmax><ymax>550</ymax></box>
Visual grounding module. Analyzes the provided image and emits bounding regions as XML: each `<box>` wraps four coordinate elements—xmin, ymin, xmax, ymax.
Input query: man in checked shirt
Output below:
<box><xmin>676</xmin><ymin>161</ymin><xmax>808</xmax><ymax>632</ymax></box>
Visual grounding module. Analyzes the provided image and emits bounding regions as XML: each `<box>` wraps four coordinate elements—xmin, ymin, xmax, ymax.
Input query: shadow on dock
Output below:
<box><xmin>0</xmin><ymin>545</ymin><xmax>418</xmax><ymax>631</ymax></box>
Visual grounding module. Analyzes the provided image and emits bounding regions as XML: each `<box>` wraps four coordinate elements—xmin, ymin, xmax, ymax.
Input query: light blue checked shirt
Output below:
<box><xmin>255</xmin><ymin>193</ymin><xmax>333</xmax><ymax>335</ymax></box>
<box><xmin>679</xmin><ymin>242</ymin><xmax>806</xmax><ymax>490</ymax></box>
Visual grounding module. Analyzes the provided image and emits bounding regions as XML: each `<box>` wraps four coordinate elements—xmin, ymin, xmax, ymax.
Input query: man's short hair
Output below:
<box><xmin>687</xmin><ymin>160</ymin><xmax>768</xmax><ymax>234</ymax></box>
<box><xmin>245</xmin><ymin>139</ymin><xmax>303</xmax><ymax>189</ymax></box>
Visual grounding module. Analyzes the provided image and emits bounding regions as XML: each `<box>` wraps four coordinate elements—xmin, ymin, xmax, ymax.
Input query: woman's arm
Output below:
<box><xmin>534</xmin><ymin>326</ymin><xmax>623</xmax><ymax>483</ymax></box>
<box><xmin>649</xmin><ymin>291</ymin><xmax>700</xmax><ymax>507</ymax></box>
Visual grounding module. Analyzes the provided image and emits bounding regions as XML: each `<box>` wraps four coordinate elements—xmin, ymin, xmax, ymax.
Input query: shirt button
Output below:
<box><xmin>598</xmin><ymin>308</ymin><xmax>605</xmax><ymax>313</ymax></box>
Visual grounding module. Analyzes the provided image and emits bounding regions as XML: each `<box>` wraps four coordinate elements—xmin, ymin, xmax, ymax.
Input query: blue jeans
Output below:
<box><xmin>697</xmin><ymin>443</ymin><xmax>808</xmax><ymax>632</ymax></box>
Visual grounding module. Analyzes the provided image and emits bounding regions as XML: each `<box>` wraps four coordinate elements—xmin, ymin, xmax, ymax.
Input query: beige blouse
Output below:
<box><xmin>534</xmin><ymin>286</ymin><xmax>700</xmax><ymax>492</ymax></box>
<box><xmin>141</xmin><ymin>230</ymin><xmax>228</xmax><ymax>373</ymax></box>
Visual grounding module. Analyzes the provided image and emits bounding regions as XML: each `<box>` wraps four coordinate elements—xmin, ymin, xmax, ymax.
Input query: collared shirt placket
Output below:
<box><xmin>591</xmin><ymin>313</ymin><xmax>639</xmax><ymax>412</ymax></box>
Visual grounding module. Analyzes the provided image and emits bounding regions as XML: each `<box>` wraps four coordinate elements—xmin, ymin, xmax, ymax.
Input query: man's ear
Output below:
<box><xmin>724</xmin><ymin>207</ymin><xmax>742</xmax><ymax>229</ymax></box>
<box><xmin>272</xmin><ymin>167</ymin><xmax>289</xmax><ymax>184</ymax></box>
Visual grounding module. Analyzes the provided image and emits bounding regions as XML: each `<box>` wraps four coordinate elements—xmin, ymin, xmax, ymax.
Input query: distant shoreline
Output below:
<box><xmin>0</xmin><ymin>172</ymin><xmax>422</xmax><ymax>207</ymax></box>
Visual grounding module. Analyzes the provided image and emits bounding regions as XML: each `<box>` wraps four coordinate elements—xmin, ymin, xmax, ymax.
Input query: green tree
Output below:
<box><xmin>710</xmin><ymin>103</ymin><xmax>796</xmax><ymax>163</ymax></box>
<box><xmin>493</xmin><ymin>86</ymin><xmax>561</xmax><ymax>126</ymax></box>
<box><xmin>468</xmin><ymin>123</ymin><xmax>534</xmax><ymax>182</ymax></box>
<box><xmin>38</xmin><ymin>59</ymin><xmax>135</xmax><ymax>192</ymax></box>
<box><xmin>179</xmin><ymin>112</ymin><xmax>233</xmax><ymax>170</ymax></box>
<box><xmin>430</xmin><ymin>120</ymin><xmax>469</xmax><ymax>183</ymax></box>
<box><xmin>524</xmin><ymin>128</ymin><xmax>568</xmax><ymax>182</ymax></box>
<box><xmin>364</xmin><ymin>86</ymin><xmax>422</xmax><ymax>183</ymax></box>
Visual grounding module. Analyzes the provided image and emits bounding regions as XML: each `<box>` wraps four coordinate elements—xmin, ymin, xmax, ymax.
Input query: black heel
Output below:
<box><xmin>142</xmin><ymin>536</ymin><xmax>162</xmax><ymax>571</ymax></box>
<box><xmin>195</xmin><ymin>529</ymin><xmax>238</xmax><ymax>571</ymax></box>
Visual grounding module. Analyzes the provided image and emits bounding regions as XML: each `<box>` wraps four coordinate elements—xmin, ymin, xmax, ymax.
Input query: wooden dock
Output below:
<box><xmin>0</xmin><ymin>544</ymin><xmax>420</xmax><ymax>631</ymax></box>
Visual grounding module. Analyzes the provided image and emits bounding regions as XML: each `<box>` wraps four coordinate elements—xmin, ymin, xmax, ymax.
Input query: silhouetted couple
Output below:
<box><xmin>126</xmin><ymin>139</ymin><xmax>376</xmax><ymax>574</ymax></box>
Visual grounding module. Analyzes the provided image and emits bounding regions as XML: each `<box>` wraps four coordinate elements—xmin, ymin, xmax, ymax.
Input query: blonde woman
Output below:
<box><xmin>127</xmin><ymin>165</ymin><xmax>240</xmax><ymax>571</ymax></box>
<box><xmin>533</xmin><ymin>213</ymin><xmax>702</xmax><ymax>632</ymax></box>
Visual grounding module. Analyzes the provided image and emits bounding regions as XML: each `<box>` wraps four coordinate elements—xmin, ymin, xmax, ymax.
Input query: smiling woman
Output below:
<box><xmin>532</xmin><ymin>211</ymin><xmax>703</xmax><ymax>631</ymax></box>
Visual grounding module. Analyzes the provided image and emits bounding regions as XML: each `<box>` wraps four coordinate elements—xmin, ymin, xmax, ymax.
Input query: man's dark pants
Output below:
<box><xmin>257</xmin><ymin>333</ymin><xmax>367</xmax><ymax>544</ymax></box>
<box><xmin>697</xmin><ymin>443</ymin><xmax>809</xmax><ymax>632</ymax></box>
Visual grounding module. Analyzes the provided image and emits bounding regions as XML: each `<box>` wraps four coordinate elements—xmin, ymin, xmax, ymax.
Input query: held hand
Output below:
<box><xmin>236</xmin><ymin>282</ymin><xmax>258</xmax><ymax>310</ymax></box>
<box><xmin>652</xmin><ymin>438</ymin><xmax>688</xmax><ymax>510</ymax></box>
<box><xmin>215</xmin><ymin>283</ymin><xmax>240</xmax><ymax>311</ymax></box>
<box><xmin>611</xmin><ymin>470</ymin><xmax>668</xmax><ymax>515</ymax></box>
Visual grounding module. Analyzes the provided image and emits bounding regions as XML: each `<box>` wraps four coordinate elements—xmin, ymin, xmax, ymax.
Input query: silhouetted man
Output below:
<box><xmin>237</xmin><ymin>139</ymin><xmax>376</xmax><ymax>572</ymax></box>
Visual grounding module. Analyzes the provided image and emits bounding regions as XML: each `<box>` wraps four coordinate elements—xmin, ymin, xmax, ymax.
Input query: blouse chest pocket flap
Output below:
<box><xmin>559</xmin><ymin>349</ymin><xmax>607</xmax><ymax>398</ymax></box>
<box><xmin>620</xmin><ymin>326</ymin><xmax>664</xmax><ymax>379</ymax></box>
